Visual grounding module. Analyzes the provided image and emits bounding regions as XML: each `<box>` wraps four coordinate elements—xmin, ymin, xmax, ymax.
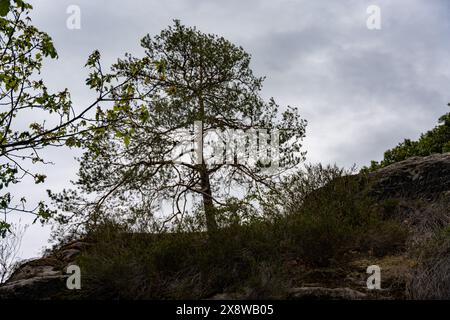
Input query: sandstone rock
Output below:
<box><xmin>0</xmin><ymin>275</ymin><xmax>67</xmax><ymax>300</ymax></box>
<box><xmin>369</xmin><ymin>153</ymin><xmax>450</xmax><ymax>201</ymax></box>
<box><xmin>59</xmin><ymin>249</ymin><xmax>81</xmax><ymax>262</ymax></box>
<box><xmin>7</xmin><ymin>265</ymin><xmax>60</xmax><ymax>283</ymax></box>
<box><xmin>288</xmin><ymin>287</ymin><xmax>367</xmax><ymax>300</ymax></box>
<box><xmin>0</xmin><ymin>240</ymin><xmax>84</xmax><ymax>299</ymax></box>
<box><xmin>207</xmin><ymin>293</ymin><xmax>244</xmax><ymax>300</ymax></box>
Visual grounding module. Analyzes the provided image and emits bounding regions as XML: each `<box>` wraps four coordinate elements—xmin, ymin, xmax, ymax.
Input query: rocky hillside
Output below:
<box><xmin>1</xmin><ymin>153</ymin><xmax>449</xmax><ymax>300</ymax></box>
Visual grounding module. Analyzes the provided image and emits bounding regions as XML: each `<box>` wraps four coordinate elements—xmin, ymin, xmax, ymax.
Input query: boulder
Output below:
<box><xmin>368</xmin><ymin>153</ymin><xmax>450</xmax><ymax>201</ymax></box>
<box><xmin>0</xmin><ymin>240</ymin><xmax>86</xmax><ymax>299</ymax></box>
<box><xmin>288</xmin><ymin>287</ymin><xmax>367</xmax><ymax>300</ymax></box>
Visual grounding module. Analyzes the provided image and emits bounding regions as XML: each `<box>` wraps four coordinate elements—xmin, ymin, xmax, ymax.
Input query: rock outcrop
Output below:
<box><xmin>368</xmin><ymin>153</ymin><xmax>450</xmax><ymax>201</ymax></box>
<box><xmin>0</xmin><ymin>241</ymin><xmax>88</xmax><ymax>299</ymax></box>
<box><xmin>287</xmin><ymin>287</ymin><xmax>367</xmax><ymax>300</ymax></box>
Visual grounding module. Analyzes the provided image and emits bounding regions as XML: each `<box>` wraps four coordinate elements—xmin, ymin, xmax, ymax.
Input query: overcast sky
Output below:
<box><xmin>8</xmin><ymin>0</ymin><xmax>450</xmax><ymax>260</ymax></box>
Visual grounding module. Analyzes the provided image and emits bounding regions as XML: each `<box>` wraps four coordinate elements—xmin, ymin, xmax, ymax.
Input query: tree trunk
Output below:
<box><xmin>199</xmin><ymin>164</ymin><xmax>218</xmax><ymax>234</ymax></box>
<box><xmin>196</xmin><ymin>62</ymin><xmax>218</xmax><ymax>235</ymax></box>
<box><xmin>196</xmin><ymin>74</ymin><xmax>218</xmax><ymax>235</ymax></box>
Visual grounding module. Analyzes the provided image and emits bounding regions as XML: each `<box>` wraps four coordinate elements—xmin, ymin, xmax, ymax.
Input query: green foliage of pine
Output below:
<box><xmin>52</xmin><ymin>21</ymin><xmax>307</xmax><ymax>237</ymax></box>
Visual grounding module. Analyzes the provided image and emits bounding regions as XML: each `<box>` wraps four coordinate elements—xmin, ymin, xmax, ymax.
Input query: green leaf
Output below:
<box><xmin>0</xmin><ymin>221</ymin><xmax>11</xmax><ymax>238</ymax></box>
<box><xmin>123</xmin><ymin>135</ymin><xmax>130</xmax><ymax>147</ymax></box>
<box><xmin>0</xmin><ymin>0</ymin><xmax>10</xmax><ymax>17</ymax></box>
<box><xmin>34</xmin><ymin>174</ymin><xmax>46</xmax><ymax>184</ymax></box>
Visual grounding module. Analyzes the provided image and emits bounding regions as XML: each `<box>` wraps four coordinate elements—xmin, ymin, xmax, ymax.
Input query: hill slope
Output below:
<box><xmin>1</xmin><ymin>153</ymin><xmax>449</xmax><ymax>300</ymax></box>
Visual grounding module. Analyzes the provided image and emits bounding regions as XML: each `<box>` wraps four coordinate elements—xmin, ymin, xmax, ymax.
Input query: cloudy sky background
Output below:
<box><xmin>7</xmin><ymin>0</ymin><xmax>450</xmax><ymax>260</ymax></box>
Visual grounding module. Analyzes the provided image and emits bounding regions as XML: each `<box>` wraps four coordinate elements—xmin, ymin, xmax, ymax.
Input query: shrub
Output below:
<box><xmin>76</xmin><ymin>220</ymin><xmax>286</xmax><ymax>299</ymax></box>
<box><xmin>265</xmin><ymin>164</ymin><xmax>408</xmax><ymax>267</ymax></box>
<box><xmin>72</xmin><ymin>164</ymin><xmax>409</xmax><ymax>299</ymax></box>
<box><xmin>409</xmin><ymin>226</ymin><xmax>450</xmax><ymax>299</ymax></box>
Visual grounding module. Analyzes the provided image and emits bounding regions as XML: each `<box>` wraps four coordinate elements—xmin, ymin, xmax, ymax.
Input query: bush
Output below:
<box><xmin>72</xmin><ymin>164</ymin><xmax>409</xmax><ymax>299</ymax></box>
<box><xmin>409</xmin><ymin>224</ymin><xmax>450</xmax><ymax>299</ymax></box>
<box><xmin>76</xmin><ymin>220</ymin><xmax>287</xmax><ymax>299</ymax></box>
<box><xmin>267</xmin><ymin>164</ymin><xmax>408</xmax><ymax>267</ymax></box>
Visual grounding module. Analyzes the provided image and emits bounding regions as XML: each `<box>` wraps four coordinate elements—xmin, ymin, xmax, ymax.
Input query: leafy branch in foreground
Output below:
<box><xmin>0</xmin><ymin>1</ymin><xmax>134</xmax><ymax>235</ymax></box>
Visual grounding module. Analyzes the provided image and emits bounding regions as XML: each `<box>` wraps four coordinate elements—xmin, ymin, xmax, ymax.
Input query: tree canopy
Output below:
<box><xmin>53</xmin><ymin>21</ymin><xmax>307</xmax><ymax>235</ymax></box>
